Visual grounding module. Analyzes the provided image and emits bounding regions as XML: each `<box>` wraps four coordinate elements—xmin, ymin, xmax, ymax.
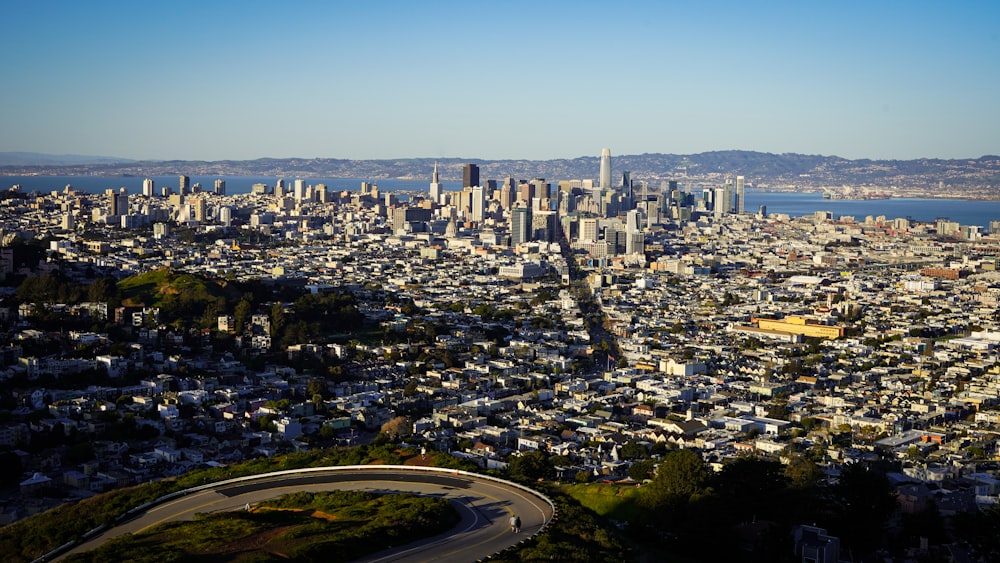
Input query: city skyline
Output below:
<box><xmin>1</xmin><ymin>1</ymin><xmax>998</xmax><ymax>162</ymax></box>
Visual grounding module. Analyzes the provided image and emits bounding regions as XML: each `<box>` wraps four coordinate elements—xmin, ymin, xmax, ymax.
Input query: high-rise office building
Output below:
<box><xmin>599</xmin><ymin>148</ymin><xmax>611</xmax><ymax>190</ymax></box>
<box><xmin>626</xmin><ymin>231</ymin><xmax>644</xmax><ymax>255</ymax></box>
<box><xmin>626</xmin><ymin>209</ymin><xmax>642</xmax><ymax>233</ymax></box>
<box><xmin>519</xmin><ymin>181</ymin><xmax>535</xmax><ymax>204</ymax></box>
<box><xmin>580</xmin><ymin>217</ymin><xmax>600</xmax><ymax>242</ymax></box>
<box><xmin>463</xmin><ymin>163</ymin><xmax>479</xmax><ymax>188</ymax></box>
<box><xmin>500</xmin><ymin>177</ymin><xmax>516</xmax><ymax>210</ymax></box>
<box><xmin>531</xmin><ymin>178</ymin><xmax>550</xmax><ymax>200</ymax></box>
<box><xmin>510</xmin><ymin>205</ymin><xmax>532</xmax><ymax>245</ymax></box>
<box><xmin>713</xmin><ymin>186</ymin><xmax>730</xmax><ymax>218</ymax></box>
<box><xmin>179</xmin><ymin>175</ymin><xmax>190</xmax><ymax>194</ymax></box>
<box><xmin>109</xmin><ymin>187</ymin><xmax>128</xmax><ymax>217</ymax></box>
<box><xmin>471</xmin><ymin>186</ymin><xmax>485</xmax><ymax>222</ymax></box>
<box><xmin>532</xmin><ymin>210</ymin><xmax>557</xmax><ymax>242</ymax></box>
<box><xmin>392</xmin><ymin>207</ymin><xmax>432</xmax><ymax>235</ymax></box>
<box><xmin>192</xmin><ymin>197</ymin><xmax>207</xmax><ymax>223</ymax></box>
<box><xmin>214</xmin><ymin>178</ymin><xmax>226</xmax><ymax>196</ymax></box>
<box><xmin>735</xmin><ymin>175</ymin><xmax>745</xmax><ymax>214</ymax></box>
<box><xmin>622</xmin><ymin>171</ymin><xmax>633</xmax><ymax>211</ymax></box>
<box><xmin>429</xmin><ymin>162</ymin><xmax>442</xmax><ymax>204</ymax></box>
<box><xmin>142</xmin><ymin>178</ymin><xmax>155</xmax><ymax>197</ymax></box>
<box><xmin>294</xmin><ymin>179</ymin><xmax>306</xmax><ymax>202</ymax></box>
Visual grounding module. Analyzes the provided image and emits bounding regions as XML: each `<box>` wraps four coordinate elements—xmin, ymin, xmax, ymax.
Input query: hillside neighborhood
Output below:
<box><xmin>1</xmin><ymin>170</ymin><xmax>1000</xmax><ymax>560</ymax></box>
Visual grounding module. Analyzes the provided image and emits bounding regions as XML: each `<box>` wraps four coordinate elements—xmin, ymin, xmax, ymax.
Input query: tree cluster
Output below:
<box><xmin>635</xmin><ymin>451</ymin><xmax>901</xmax><ymax>561</ymax></box>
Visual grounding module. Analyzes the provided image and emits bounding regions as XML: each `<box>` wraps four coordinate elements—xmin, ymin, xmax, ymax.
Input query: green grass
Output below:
<box><xmin>560</xmin><ymin>482</ymin><xmax>642</xmax><ymax>522</ymax></box>
<box><xmin>489</xmin><ymin>484</ymin><xmax>635</xmax><ymax>563</ymax></box>
<box><xmin>117</xmin><ymin>268</ymin><xmax>230</xmax><ymax>308</ymax></box>
<box><xmin>62</xmin><ymin>490</ymin><xmax>459</xmax><ymax>563</ymax></box>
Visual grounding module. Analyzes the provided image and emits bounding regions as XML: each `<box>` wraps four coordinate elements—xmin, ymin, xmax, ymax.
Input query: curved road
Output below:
<box><xmin>60</xmin><ymin>467</ymin><xmax>554</xmax><ymax>562</ymax></box>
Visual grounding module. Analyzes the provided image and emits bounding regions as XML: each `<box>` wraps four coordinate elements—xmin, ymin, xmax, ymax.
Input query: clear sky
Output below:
<box><xmin>1</xmin><ymin>0</ymin><xmax>997</xmax><ymax>161</ymax></box>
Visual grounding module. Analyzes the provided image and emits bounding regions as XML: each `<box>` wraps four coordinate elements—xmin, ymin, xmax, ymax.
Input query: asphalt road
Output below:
<box><xmin>59</xmin><ymin>468</ymin><xmax>554</xmax><ymax>562</ymax></box>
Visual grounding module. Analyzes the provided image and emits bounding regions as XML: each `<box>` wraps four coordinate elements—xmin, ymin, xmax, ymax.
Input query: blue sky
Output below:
<box><xmin>1</xmin><ymin>0</ymin><xmax>997</xmax><ymax>161</ymax></box>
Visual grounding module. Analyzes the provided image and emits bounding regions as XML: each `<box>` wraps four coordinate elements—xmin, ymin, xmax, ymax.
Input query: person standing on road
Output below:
<box><xmin>509</xmin><ymin>514</ymin><xmax>520</xmax><ymax>533</ymax></box>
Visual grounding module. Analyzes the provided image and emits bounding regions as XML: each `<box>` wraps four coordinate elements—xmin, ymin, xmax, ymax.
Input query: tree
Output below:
<box><xmin>953</xmin><ymin>503</ymin><xmax>1000</xmax><ymax>560</ymax></box>
<box><xmin>379</xmin><ymin>416</ymin><xmax>412</xmax><ymax>440</ymax></box>
<box><xmin>784</xmin><ymin>453</ymin><xmax>823</xmax><ymax>488</ymax></box>
<box><xmin>834</xmin><ymin>463</ymin><xmax>896</xmax><ymax>554</ymax></box>
<box><xmin>800</xmin><ymin>416</ymin><xmax>820</xmax><ymax>432</ymax></box>
<box><xmin>306</xmin><ymin>379</ymin><xmax>328</xmax><ymax>400</ymax></box>
<box><xmin>711</xmin><ymin>457</ymin><xmax>788</xmax><ymax>522</ymax></box>
<box><xmin>643</xmin><ymin>448</ymin><xmax>708</xmax><ymax>509</ymax></box>
<box><xmin>629</xmin><ymin>459</ymin><xmax>656</xmax><ymax>482</ymax></box>
<box><xmin>620</xmin><ymin>440</ymin><xmax>649</xmax><ymax>460</ymax></box>
<box><xmin>403</xmin><ymin>379</ymin><xmax>420</xmax><ymax>397</ymax></box>
<box><xmin>87</xmin><ymin>275</ymin><xmax>118</xmax><ymax>305</ymax></box>
<box><xmin>508</xmin><ymin>450</ymin><xmax>554</xmax><ymax>481</ymax></box>
<box><xmin>233</xmin><ymin>298</ymin><xmax>252</xmax><ymax>334</ymax></box>
<box><xmin>269</xmin><ymin>302</ymin><xmax>286</xmax><ymax>342</ymax></box>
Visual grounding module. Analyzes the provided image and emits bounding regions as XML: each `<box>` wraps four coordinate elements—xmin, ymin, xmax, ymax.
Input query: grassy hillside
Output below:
<box><xmin>117</xmin><ymin>268</ymin><xmax>232</xmax><ymax>309</ymax></box>
<box><xmin>0</xmin><ymin>445</ymin><xmax>474</xmax><ymax>562</ymax></box>
<box><xmin>63</xmin><ymin>490</ymin><xmax>459</xmax><ymax>563</ymax></box>
<box><xmin>560</xmin><ymin>482</ymin><xmax>642</xmax><ymax>522</ymax></box>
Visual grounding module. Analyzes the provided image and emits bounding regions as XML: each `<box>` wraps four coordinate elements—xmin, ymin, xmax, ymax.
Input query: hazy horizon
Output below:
<box><xmin>4</xmin><ymin>148</ymin><xmax>1000</xmax><ymax>167</ymax></box>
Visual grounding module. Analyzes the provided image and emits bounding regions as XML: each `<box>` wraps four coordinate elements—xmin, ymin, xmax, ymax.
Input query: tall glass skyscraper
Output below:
<box><xmin>599</xmin><ymin>148</ymin><xmax>611</xmax><ymax>190</ymax></box>
<box><xmin>511</xmin><ymin>205</ymin><xmax>531</xmax><ymax>245</ymax></box>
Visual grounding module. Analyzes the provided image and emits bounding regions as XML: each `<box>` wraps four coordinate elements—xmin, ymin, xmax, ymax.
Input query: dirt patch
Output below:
<box><xmin>403</xmin><ymin>455</ymin><xmax>434</xmax><ymax>466</ymax></box>
<box><xmin>209</xmin><ymin>524</ymin><xmax>294</xmax><ymax>559</ymax></box>
<box><xmin>310</xmin><ymin>510</ymin><xmax>338</xmax><ymax>521</ymax></box>
<box><xmin>253</xmin><ymin>507</ymin><xmax>338</xmax><ymax>521</ymax></box>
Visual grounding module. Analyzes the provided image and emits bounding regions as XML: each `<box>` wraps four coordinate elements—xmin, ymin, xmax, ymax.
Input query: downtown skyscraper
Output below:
<box><xmin>735</xmin><ymin>175</ymin><xmax>745</xmax><ymax>214</ymax></box>
<box><xmin>599</xmin><ymin>148</ymin><xmax>612</xmax><ymax>190</ymax></box>
<box><xmin>463</xmin><ymin>163</ymin><xmax>479</xmax><ymax>189</ymax></box>
<box><xmin>510</xmin><ymin>205</ymin><xmax>531</xmax><ymax>245</ymax></box>
<box><xmin>429</xmin><ymin>162</ymin><xmax>442</xmax><ymax>204</ymax></box>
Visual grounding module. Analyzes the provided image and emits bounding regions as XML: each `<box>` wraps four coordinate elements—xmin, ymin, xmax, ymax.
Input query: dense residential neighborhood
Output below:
<box><xmin>2</xmin><ymin>165</ymin><xmax>1000</xmax><ymax>561</ymax></box>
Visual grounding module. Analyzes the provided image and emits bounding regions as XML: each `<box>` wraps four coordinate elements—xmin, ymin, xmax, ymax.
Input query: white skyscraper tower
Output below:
<box><xmin>429</xmin><ymin>162</ymin><xmax>442</xmax><ymax>204</ymax></box>
<box><xmin>471</xmin><ymin>185</ymin><xmax>485</xmax><ymax>222</ymax></box>
<box><xmin>599</xmin><ymin>148</ymin><xmax>612</xmax><ymax>190</ymax></box>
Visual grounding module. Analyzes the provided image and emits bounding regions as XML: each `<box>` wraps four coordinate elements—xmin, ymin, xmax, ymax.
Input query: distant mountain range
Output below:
<box><xmin>0</xmin><ymin>152</ymin><xmax>134</xmax><ymax>167</ymax></box>
<box><xmin>2</xmin><ymin>151</ymin><xmax>999</xmax><ymax>190</ymax></box>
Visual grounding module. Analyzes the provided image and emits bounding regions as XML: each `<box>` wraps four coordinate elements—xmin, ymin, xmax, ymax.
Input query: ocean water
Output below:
<box><xmin>742</xmin><ymin>191</ymin><xmax>1000</xmax><ymax>227</ymax></box>
<box><xmin>4</xmin><ymin>175</ymin><xmax>1000</xmax><ymax>227</ymax></box>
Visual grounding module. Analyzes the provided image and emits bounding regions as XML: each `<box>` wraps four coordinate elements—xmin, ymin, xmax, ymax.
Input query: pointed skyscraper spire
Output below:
<box><xmin>429</xmin><ymin>162</ymin><xmax>442</xmax><ymax>204</ymax></box>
